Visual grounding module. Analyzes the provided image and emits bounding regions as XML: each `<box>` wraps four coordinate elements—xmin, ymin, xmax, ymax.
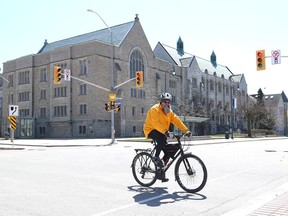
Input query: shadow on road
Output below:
<box><xmin>127</xmin><ymin>185</ymin><xmax>206</xmax><ymax>207</ymax></box>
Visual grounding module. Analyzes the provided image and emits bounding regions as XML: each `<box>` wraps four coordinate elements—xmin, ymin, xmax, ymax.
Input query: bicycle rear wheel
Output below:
<box><xmin>131</xmin><ymin>152</ymin><xmax>157</xmax><ymax>187</ymax></box>
<box><xmin>175</xmin><ymin>153</ymin><xmax>207</xmax><ymax>193</ymax></box>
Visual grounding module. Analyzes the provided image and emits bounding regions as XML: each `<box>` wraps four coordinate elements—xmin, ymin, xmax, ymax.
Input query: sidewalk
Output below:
<box><xmin>249</xmin><ymin>192</ymin><xmax>288</xmax><ymax>216</ymax></box>
<box><xmin>0</xmin><ymin>135</ymin><xmax>287</xmax><ymax>149</ymax></box>
<box><xmin>223</xmin><ymin>183</ymin><xmax>288</xmax><ymax>216</ymax></box>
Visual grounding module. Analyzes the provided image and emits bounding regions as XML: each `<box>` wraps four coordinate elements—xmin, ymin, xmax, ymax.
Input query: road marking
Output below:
<box><xmin>209</xmin><ymin>167</ymin><xmax>259</xmax><ymax>182</ymax></box>
<box><xmin>90</xmin><ymin>193</ymin><xmax>169</xmax><ymax>216</ymax></box>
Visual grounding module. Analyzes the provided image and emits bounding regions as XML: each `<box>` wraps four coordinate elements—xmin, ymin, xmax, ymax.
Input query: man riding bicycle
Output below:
<box><xmin>143</xmin><ymin>92</ymin><xmax>191</xmax><ymax>182</ymax></box>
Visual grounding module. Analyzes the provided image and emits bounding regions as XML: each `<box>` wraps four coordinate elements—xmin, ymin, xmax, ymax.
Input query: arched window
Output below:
<box><xmin>130</xmin><ymin>49</ymin><xmax>144</xmax><ymax>79</ymax></box>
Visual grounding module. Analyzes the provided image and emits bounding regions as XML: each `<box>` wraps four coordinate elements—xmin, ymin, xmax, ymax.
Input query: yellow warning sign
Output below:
<box><xmin>8</xmin><ymin>116</ymin><xmax>17</xmax><ymax>130</ymax></box>
<box><xmin>109</xmin><ymin>94</ymin><xmax>116</xmax><ymax>101</ymax></box>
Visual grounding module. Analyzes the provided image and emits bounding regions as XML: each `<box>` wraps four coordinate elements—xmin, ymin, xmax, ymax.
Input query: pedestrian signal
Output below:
<box><xmin>136</xmin><ymin>71</ymin><xmax>143</xmax><ymax>88</ymax></box>
<box><xmin>54</xmin><ymin>66</ymin><xmax>62</xmax><ymax>84</ymax></box>
<box><xmin>256</xmin><ymin>50</ymin><xmax>266</xmax><ymax>71</ymax></box>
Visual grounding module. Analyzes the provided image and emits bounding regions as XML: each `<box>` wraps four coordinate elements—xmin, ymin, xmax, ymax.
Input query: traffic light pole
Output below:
<box><xmin>229</xmin><ymin>75</ymin><xmax>237</xmax><ymax>139</ymax></box>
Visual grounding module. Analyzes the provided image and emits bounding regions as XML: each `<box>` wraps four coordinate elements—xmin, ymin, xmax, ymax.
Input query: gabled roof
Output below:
<box><xmin>250</xmin><ymin>93</ymin><xmax>287</xmax><ymax>107</ymax></box>
<box><xmin>194</xmin><ymin>56</ymin><xmax>233</xmax><ymax>79</ymax></box>
<box><xmin>153</xmin><ymin>42</ymin><xmax>193</xmax><ymax>65</ymax></box>
<box><xmin>38</xmin><ymin>21</ymin><xmax>135</xmax><ymax>54</ymax></box>
<box><xmin>263</xmin><ymin>94</ymin><xmax>282</xmax><ymax>107</ymax></box>
<box><xmin>153</xmin><ymin>42</ymin><xmax>234</xmax><ymax>80</ymax></box>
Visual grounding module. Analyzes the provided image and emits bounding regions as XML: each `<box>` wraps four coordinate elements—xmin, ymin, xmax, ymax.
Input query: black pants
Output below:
<box><xmin>148</xmin><ymin>130</ymin><xmax>169</xmax><ymax>161</ymax></box>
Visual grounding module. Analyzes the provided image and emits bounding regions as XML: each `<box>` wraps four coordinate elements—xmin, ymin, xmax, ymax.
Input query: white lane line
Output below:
<box><xmin>90</xmin><ymin>193</ymin><xmax>169</xmax><ymax>216</ymax></box>
<box><xmin>209</xmin><ymin>167</ymin><xmax>259</xmax><ymax>182</ymax></box>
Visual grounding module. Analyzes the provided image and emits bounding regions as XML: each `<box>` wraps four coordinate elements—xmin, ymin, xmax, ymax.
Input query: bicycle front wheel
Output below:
<box><xmin>131</xmin><ymin>152</ymin><xmax>157</xmax><ymax>187</ymax></box>
<box><xmin>175</xmin><ymin>153</ymin><xmax>207</xmax><ymax>193</ymax></box>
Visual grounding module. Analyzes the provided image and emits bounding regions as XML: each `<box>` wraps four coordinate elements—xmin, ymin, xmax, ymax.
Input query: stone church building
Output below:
<box><xmin>1</xmin><ymin>15</ymin><xmax>248</xmax><ymax>138</ymax></box>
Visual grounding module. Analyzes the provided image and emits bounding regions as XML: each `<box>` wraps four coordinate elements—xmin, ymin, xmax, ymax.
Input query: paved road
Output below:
<box><xmin>0</xmin><ymin>136</ymin><xmax>287</xmax><ymax>215</ymax></box>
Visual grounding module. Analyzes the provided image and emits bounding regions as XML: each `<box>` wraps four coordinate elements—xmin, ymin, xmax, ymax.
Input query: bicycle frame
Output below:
<box><xmin>162</xmin><ymin>135</ymin><xmax>187</xmax><ymax>172</ymax></box>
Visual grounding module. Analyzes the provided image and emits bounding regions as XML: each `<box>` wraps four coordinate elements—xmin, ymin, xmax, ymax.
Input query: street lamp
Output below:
<box><xmin>87</xmin><ymin>9</ymin><xmax>116</xmax><ymax>144</ymax></box>
<box><xmin>164</xmin><ymin>65</ymin><xmax>176</xmax><ymax>92</ymax></box>
<box><xmin>229</xmin><ymin>74</ymin><xmax>239</xmax><ymax>139</ymax></box>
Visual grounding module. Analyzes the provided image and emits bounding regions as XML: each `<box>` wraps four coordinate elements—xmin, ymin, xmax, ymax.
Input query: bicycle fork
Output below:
<box><xmin>182</xmin><ymin>154</ymin><xmax>194</xmax><ymax>176</ymax></box>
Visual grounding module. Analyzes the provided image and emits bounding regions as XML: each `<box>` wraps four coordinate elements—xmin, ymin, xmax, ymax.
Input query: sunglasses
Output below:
<box><xmin>162</xmin><ymin>100</ymin><xmax>171</xmax><ymax>104</ymax></box>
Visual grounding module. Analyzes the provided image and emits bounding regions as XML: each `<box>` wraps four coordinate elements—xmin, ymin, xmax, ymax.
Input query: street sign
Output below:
<box><xmin>64</xmin><ymin>69</ymin><xmax>71</xmax><ymax>81</ymax></box>
<box><xmin>271</xmin><ymin>50</ymin><xmax>281</xmax><ymax>65</ymax></box>
<box><xmin>8</xmin><ymin>116</ymin><xmax>17</xmax><ymax>130</ymax></box>
<box><xmin>9</xmin><ymin>105</ymin><xmax>19</xmax><ymax>116</ymax></box>
<box><xmin>109</xmin><ymin>94</ymin><xmax>117</xmax><ymax>101</ymax></box>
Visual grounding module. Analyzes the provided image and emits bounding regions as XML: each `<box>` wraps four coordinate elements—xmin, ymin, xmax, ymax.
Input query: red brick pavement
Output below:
<box><xmin>248</xmin><ymin>192</ymin><xmax>288</xmax><ymax>216</ymax></box>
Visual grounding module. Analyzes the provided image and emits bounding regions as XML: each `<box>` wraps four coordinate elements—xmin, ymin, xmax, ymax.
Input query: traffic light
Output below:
<box><xmin>136</xmin><ymin>71</ymin><xmax>143</xmax><ymax>88</ymax></box>
<box><xmin>105</xmin><ymin>103</ymin><xmax>111</xmax><ymax>111</ymax></box>
<box><xmin>110</xmin><ymin>101</ymin><xmax>115</xmax><ymax>110</ymax></box>
<box><xmin>256</xmin><ymin>50</ymin><xmax>266</xmax><ymax>71</ymax></box>
<box><xmin>53</xmin><ymin>66</ymin><xmax>62</xmax><ymax>84</ymax></box>
<box><xmin>115</xmin><ymin>105</ymin><xmax>121</xmax><ymax>112</ymax></box>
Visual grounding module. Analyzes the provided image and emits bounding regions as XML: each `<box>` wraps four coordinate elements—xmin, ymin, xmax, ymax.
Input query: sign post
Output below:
<box><xmin>8</xmin><ymin>105</ymin><xmax>18</xmax><ymax>147</ymax></box>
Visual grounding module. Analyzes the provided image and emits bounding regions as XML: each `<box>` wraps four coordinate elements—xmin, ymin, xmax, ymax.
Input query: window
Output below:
<box><xmin>130</xmin><ymin>49</ymin><xmax>144</xmax><ymax>79</ymax></box>
<box><xmin>192</xmin><ymin>78</ymin><xmax>197</xmax><ymax>88</ymax></box>
<box><xmin>210</xmin><ymin>80</ymin><xmax>214</xmax><ymax>91</ymax></box>
<box><xmin>169</xmin><ymin>80</ymin><xmax>176</xmax><ymax>89</ymax></box>
<box><xmin>132</xmin><ymin>126</ymin><xmax>136</xmax><ymax>133</ymax></box>
<box><xmin>40</xmin><ymin>90</ymin><xmax>46</xmax><ymax>100</ymax></box>
<box><xmin>210</xmin><ymin>100</ymin><xmax>214</xmax><ymax>108</ymax></box>
<box><xmin>132</xmin><ymin>107</ymin><xmax>136</xmax><ymax>116</ymax></box>
<box><xmin>40</xmin><ymin>108</ymin><xmax>46</xmax><ymax>117</ymax></box>
<box><xmin>18</xmin><ymin>92</ymin><xmax>30</xmax><ymax>102</ymax></box>
<box><xmin>80</xmin><ymin>104</ymin><xmax>87</xmax><ymax>115</ymax></box>
<box><xmin>80</xmin><ymin>84</ymin><xmax>87</xmax><ymax>95</ymax></box>
<box><xmin>54</xmin><ymin>106</ymin><xmax>67</xmax><ymax>116</ymax></box>
<box><xmin>54</xmin><ymin>87</ymin><xmax>67</xmax><ymax>97</ymax></box>
<box><xmin>79</xmin><ymin>60</ymin><xmax>87</xmax><ymax>75</ymax></box>
<box><xmin>9</xmin><ymin>93</ymin><xmax>14</xmax><ymax>103</ymax></box>
<box><xmin>218</xmin><ymin>82</ymin><xmax>222</xmax><ymax>92</ymax></box>
<box><xmin>141</xmin><ymin>107</ymin><xmax>145</xmax><ymax>115</ymax></box>
<box><xmin>20</xmin><ymin>109</ymin><xmax>30</xmax><ymax>117</ymax></box>
<box><xmin>39</xmin><ymin>127</ymin><xmax>46</xmax><ymax>135</ymax></box>
<box><xmin>79</xmin><ymin>125</ymin><xmax>86</xmax><ymax>134</ymax></box>
<box><xmin>18</xmin><ymin>71</ymin><xmax>30</xmax><ymax>85</ymax></box>
<box><xmin>218</xmin><ymin>101</ymin><xmax>222</xmax><ymax>109</ymax></box>
<box><xmin>40</xmin><ymin>68</ymin><xmax>47</xmax><ymax>82</ymax></box>
<box><xmin>130</xmin><ymin>88</ymin><xmax>146</xmax><ymax>99</ymax></box>
<box><xmin>8</xmin><ymin>75</ymin><xmax>13</xmax><ymax>87</ymax></box>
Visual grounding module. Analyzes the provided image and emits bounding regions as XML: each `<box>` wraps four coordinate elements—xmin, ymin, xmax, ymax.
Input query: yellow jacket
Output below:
<box><xmin>143</xmin><ymin>103</ymin><xmax>189</xmax><ymax>138</ymax></box>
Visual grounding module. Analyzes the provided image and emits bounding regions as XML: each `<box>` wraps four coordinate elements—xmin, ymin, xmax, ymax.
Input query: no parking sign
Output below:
<box><xmin>271</xmin><ymin>50</ymin><xmax>281</xmax><ymax>65</ymax></box>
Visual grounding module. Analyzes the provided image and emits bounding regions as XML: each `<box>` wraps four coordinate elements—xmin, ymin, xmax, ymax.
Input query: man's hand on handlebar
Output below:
<box><xmin>184</xmin><ymin>131</ymin><xmax>192</xmax><ymax>138</ymax></box>
<box><xmin>165</xmin><ymin>131</ymin><xmax>174</xmax><ymax>139</ymax></box>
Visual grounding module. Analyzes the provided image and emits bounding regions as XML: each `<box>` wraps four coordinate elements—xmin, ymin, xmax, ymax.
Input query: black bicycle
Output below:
<box><xmin>131</xmin><ymin>133</ymin><xmax>207</xmax><ymax>193</ymax></box>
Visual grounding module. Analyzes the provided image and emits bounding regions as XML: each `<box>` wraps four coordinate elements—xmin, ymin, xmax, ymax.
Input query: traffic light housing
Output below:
<box><xmin>256</xmin><ymin>50</ymin><xmax>266</xmax><ymax>71</ymax></box>
<box><xmin>136</xmin><ymin>71</ymin><xmax>143</xmax><ymax>88</ymax></box>
<box><xmin>105</xmin><ymin>103</ymin><xmax>111</xmax><ymax>111</ymax></box>
<box><xmin>115</xmin><ymin>105</ymin><xmax>121</xmax><ymax>112</ymax></box>
<box><xmin>110</xmin><ymin>101</ymin><xmax>115</xmax><ymax>110</ymax></box>
<box><xmin>54</xmin><ymin>66</ymin><xmax>62</xmax><ymax>84</ymax></box>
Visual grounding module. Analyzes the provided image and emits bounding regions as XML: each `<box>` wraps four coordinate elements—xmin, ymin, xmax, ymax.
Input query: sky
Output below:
<box><xmin>1</xmin><ymin>0</ymin><xmax>288</xmax><ymax>95</ymax></box>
